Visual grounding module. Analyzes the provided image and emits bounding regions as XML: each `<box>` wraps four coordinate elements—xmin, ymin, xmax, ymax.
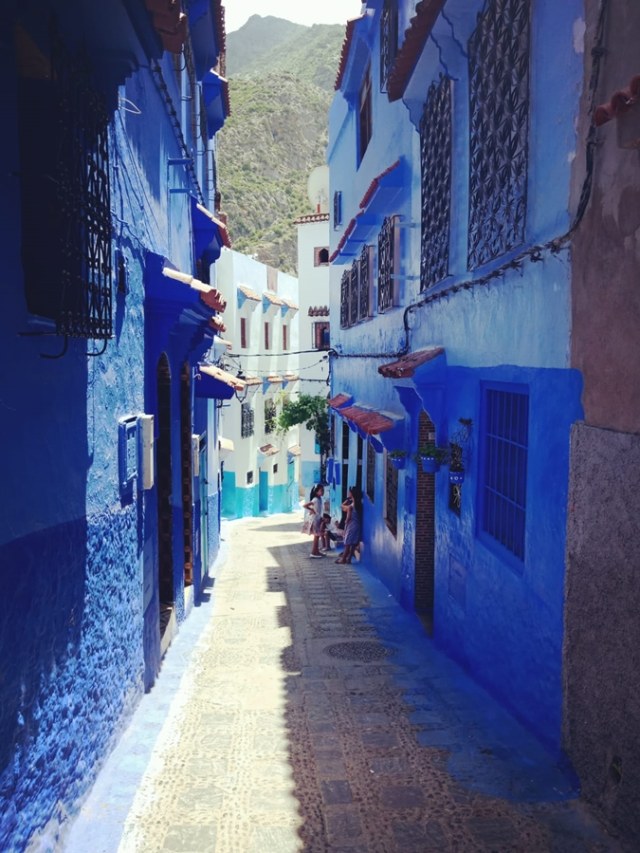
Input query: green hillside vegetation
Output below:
<box><xmin>225</xmin><ymin>16</ymin><xmax>305</xmax><ymax>77</ymax></box>
<box><xmin>217</xmin><ymin>17</ymin><xmax>344</xmax><ymax>272</ymax></box>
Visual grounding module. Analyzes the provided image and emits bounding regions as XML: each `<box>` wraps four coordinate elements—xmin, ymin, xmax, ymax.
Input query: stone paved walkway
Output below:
<box><xmin>64</xmin><ymin>514</ymin><xmax>622</xmax><ymax>852</ymax></box>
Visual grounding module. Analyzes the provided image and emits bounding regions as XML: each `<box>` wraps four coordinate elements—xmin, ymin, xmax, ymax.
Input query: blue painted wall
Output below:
<box><xmin>0</xmin><ymin>1</ymin><xmax>226</xmax><ymax>848</ymax></box>
<box><xmin>328</xmin><ymin>0</ymin><xmax>585</xmax><ymax>750</ymax></box>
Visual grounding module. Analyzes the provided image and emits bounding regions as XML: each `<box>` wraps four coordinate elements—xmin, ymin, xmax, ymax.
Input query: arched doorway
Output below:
<box><xmin>415</xmin><ymin>410</ymin><xmax>436</xmax><ymax>633</ymax></box>
<box><xmin>156</xmin><ymin>354</ymin><xmax>174</xmax><ymax>637</ymax></box>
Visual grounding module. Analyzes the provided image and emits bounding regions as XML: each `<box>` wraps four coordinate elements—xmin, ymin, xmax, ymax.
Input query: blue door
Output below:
<box><xmin>287</xmin><ymin>460</ymin><xmax>295</xmax><ymax>510</ymax></box>
<box><xmin>259</xmin><ymin>470</ymin><xmax>268</xmax><ymax>514</ymax></box>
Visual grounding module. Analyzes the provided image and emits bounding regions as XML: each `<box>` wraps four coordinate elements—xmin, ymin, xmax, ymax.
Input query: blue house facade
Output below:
<box><xmin>328</xmin><ymin>0</ymin><xmax>587</xmax><ymax>751</ymax></box>
<box><xmin>0</xmin><ymin>0</ymin><xmax>230</xmax><ymax>848</ymax></box>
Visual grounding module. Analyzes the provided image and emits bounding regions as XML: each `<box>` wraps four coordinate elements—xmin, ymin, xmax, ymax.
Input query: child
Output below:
<box><xmin>335</xmin><ymin>485</ymin><xmax>362</xmax><ymax>565</ymax></box>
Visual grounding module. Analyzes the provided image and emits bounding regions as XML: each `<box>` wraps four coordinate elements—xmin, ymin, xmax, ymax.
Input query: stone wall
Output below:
<box><xmin>563</xmin><ymin>423</ymin><xmax>640</xmax><ymax>843</ymax></box>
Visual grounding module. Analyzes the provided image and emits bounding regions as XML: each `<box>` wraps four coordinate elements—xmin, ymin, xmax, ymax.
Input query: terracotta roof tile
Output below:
<box><xmin>267</xmin><ymin>375</ymin><xmax>284</xmax><ymax>384</ymax></box>
<box><xmin>339</xmin><ymin>405</ymin><xmax>396</xmax><ymax>435</ymax></box>
<box><xmin>378</xmin><ymin>347</ymin><xmax>445</xmax><ymax>378</ymax></box>
<box><xmin>237</xmin><ymin>284</ymin><xmax>261</xmax><ymax>302</ymax></box>
<box><xmin>328</xmin><ymin>393</ymin><xmax>353</xmax><ymax>409</ymax></box>
<box><xmin>263</xmin><ymin>291</ymin><xmax>284</xmax><ymax>306</ymax></box>
<box><xmin>259</xmin><ymin>444</ymin><xmax>279</xmax><ymax>456</ymax></box>
<box><xmin>209</xmin><ymin>316</ymin><xmax>226</xmax><ymax>333</ymax></box>
<box><xmin>287</xmin><ymin>444</ymin><xmax>302</xmax><ymax>456</ymax></box>
<box><xmin>281</xmin><ymin>297</ymin><xmax>299</xmax><ymax>311</ymax></box>
<box><xmin>293</xmin><ymin>213</ymin><xmax>330</xmax><ymax>224</ymax></box>
<box><xmin>335</xmin><ymin>16</ymin><xmax>365</xmax><ymax>91</ymax></box>
<box><xmin>242</xmin><ymin>376</ymin><xmax>262</xmax><ymax>386</ymax></box>
<box><xmin>199</xmin><ymin>363</ymin><xmax>245</xmax><ymax>391</ymax></box>
<box><xmin>387</xmin><ymin>0</ymin><xmax>446</xmax><ymax>102</ymax></box>
<box><xmin>594</xmin><ymin>74</ymin><xmax>640</xmax><ymax>126</ymax></box>
<box><xmin>308</xmin><ymin>305</ymin><xmax>330</xmax><ymax>317</ymax></box>
<box><xmin>359</xmin><ymin>160</ymin><xmax>401</xmax><ymax>209</ymax></box>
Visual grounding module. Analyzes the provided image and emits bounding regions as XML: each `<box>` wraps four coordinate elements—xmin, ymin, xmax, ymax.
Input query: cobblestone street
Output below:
<box><xmin>65</xmin><ymin>514</ymin><xmax>621</xmax><ymax>852</ymax></box>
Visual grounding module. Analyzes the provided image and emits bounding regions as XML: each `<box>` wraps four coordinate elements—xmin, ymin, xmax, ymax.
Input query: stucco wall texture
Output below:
<box><xmin>564</xmin><ymin>423</ymin><xmax>640</xmax><ymax>844</ymax></box>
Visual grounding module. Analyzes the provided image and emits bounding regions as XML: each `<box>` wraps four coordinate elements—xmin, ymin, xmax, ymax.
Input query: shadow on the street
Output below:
<box><xmin>259</xmin><ymin>537</ymin><xmax>616</xmax><ymax>852</ymax></box>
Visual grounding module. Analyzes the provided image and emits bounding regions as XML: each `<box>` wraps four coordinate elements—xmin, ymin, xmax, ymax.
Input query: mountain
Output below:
<box><xmin>216</xmin><ymin>16</ymin><xmax>345</xmax><ymax>272</ymax></box>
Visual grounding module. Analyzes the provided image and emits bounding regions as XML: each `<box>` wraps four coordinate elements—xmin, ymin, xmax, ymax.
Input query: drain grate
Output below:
<box><xmin>325</xmin><ymin>641</ymin><xmax>393</xmax><ymax>662</ymax></box>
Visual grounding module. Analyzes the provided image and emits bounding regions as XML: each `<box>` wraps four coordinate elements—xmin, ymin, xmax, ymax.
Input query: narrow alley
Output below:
<box><xmin>65</xmin><ymin>514</ymin><xmax>619</xmax><ymax>853</ymax></box>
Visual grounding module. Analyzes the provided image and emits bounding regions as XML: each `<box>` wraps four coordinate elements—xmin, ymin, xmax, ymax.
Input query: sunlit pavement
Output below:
<box><xmin>64</xmin><ymin>514</ymin><xmax>621</xmax><ymax>853</ymax></box>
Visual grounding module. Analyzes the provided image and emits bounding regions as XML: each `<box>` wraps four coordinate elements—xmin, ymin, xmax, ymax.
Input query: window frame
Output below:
<box><xmin>240</xmin><ymin>317</ymin><xmax>248</xmax><ymax>349</ymax></box>
<box><xmin>358</xmin><ymin>65</ymin><xmax>373</xmax><ymax>165</ymax></box>
<box><xmin>477</xmin><ymin>382</ymin><xmax>529</xmax><ymax>568</ymax></box>
<box><xmin>313</xmin><ymin>321</ymin><xmax>330</xmax><ymax>351</ymax></box>
<box><xmin>384</xmin><ymin>451</ymin><xmax>398</xmax><ymax>537</ymax></box>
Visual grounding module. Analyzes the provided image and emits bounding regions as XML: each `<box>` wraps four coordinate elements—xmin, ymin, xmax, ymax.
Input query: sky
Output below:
<box><xmin>224</xmin><ymin>1</ymin><xmax>364</xmax><ymax>33</ymax></box>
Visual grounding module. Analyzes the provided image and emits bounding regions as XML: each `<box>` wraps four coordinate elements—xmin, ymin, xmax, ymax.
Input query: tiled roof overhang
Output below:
<box><xmin>281</xmin><ymin>298</ymin><xmax>299</xmax><ymax>311</ymax></box>
<box><xmin>378</xmin><ymin>347</ymin><xmax>445</xmax><ymax>378</ymax></box>
<box><xmin>293</xmin><ymin>213</ymin><xmax>330</xmax><ymax>224</ymax></box>
<box><xmin>330</xmin><ymin>159</ymin><xmax>404</xmax><ymax>263</ymax></box>
<box><xmin>263</xmin><ymin>291</ymin><xmax>284</xmax><ymax>306</ymax></box>
<box><xmin>162</xmin><ymin>265</ymin><xmax>226</xmax><ymax>312</ymax></box>
<box><xmin>594</xmin><ymin>74</ymin><xmax>640</xmax><ymax>126</ymax></box>
<box><xmin>202</xmin><ymin>69</ymin><xmax>231</xmax><ymax>136</ymax></box>
<box><xmin>308</xmin><ymin>306</ymin><xmax>329</xmax><ymax>317</ymax></box>
<box><xmin>144</xmin><ymin>0</ymin><xmax>187</xmax><ymax>54</ymax></box>
<box><xmin>237</xmin><ymin>284</ymin><xmax>261</xmax><ymax>302</ymax></box>
<box><xmin>192</xmin><ymin>197</ymin><xmax>231</xmax><ymax>261</ymax></box>
<box><xmin>259</xmin><ymin>444</ymin><xmax>279</xmax><ymax>456</ymax></box>
<box><xmin>386</xmin><ymin>0</ymin><xmax>446</xmax><ymax>101</ymax></box>
<box><xmin>339</xmin><ymin>405</ymin><xmax>396</xmax><ymax>435</ymax></box>
<box><xmin>328</xmin><ymin>393</ymin><xmax>353</xmax><ymax>409</ymax></box>
<box><xmin>335</xmin><ymin>16</ymin><xmax>365</xmax><ymax>91</ymax></box>
<box><xmin>196</xmin><ymin>363</ymin><xmax>244</xmax><ymax>400</ymax></box>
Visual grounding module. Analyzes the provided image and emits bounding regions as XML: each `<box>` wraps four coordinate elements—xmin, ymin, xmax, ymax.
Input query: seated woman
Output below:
<box><xmin>335</xmin><ymin>485</ymin><xmax>362</xmax><ymax>565</ymax></box>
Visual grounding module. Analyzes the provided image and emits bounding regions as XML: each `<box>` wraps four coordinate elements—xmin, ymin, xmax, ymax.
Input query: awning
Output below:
<box><xmin>330</xmin><ymin>160</ymin><xmax>406</xmax><ymax>262</ymax></box>
<box><xmin>281</xmin><ymin>298</ymin><xmax>299</xmax><ymax>312</ymax></box>
<box><xmin>202</xmin><ymin>68</ymin><xmax>230</xmax><ymax>136</ymax></box>
<box><xmin>386</xmin><ymin>0</ymin><xmax>446</xmax><ymax>102</ymax></box>
<box><xmin>328</xmin><ymin>393</ymin><xmax>353</xmax><ymax>410</ymax></box>
<box><xmin>287</xmin><ymin>444</ymin><xmax>301</xmax><ymax>457</ymax></box>
<box><xmin>338</xmin><ymin>405</ymin><xmax>397</xmax><ymax>436</ymax></box>
<box><xmin>219</xmin><ymin>436</ymin><xmax>234</xmax><ymax>453</ymax></box>
<box><xmin>157</xmin><ymin>262</ymin><xmax>225</xmax><ymax>313</ymax></box>
<box><xmin>267</xmin><ymin>375</ymin><xmax>283</xmax><ymax>384</ymax></box>
<box><xmin>378</xmin><ymin>347</ymin><xmax>445</xmax><ymax>379</ymax></box>
<box><xmin>237</xmin><ymin>284</ymin><xmax>261</xmax><ymax>303</ymax></box>
<box><xmin>196</xmin><ymin>363</ymin><xmax>245</xmax><ymax>400</ymax></box>
<box><xmin>191</xmin><ymin>197</ymin><xmax>231</xmax><ymax>261</ymax></box>
<box><xmin>259</xmin><ymin>444</ymin><xmax>279</xmax><ymax>457</ymax></box>
<box><xmin>283</xmin><ymin>372</ymin><xmax>299</xmax><ymax>383</ymax></box>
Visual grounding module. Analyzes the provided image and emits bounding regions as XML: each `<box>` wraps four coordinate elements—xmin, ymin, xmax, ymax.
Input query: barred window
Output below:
<box><xmin>380</xmin><ymin>0</ymin><xmax>399</xmax><ymax>92</ymax></box>
<box><xmin>333</xmin><ymin>191</ymin><xmax>343</xmax><ymax>228</ymax></box>
<box><xmin>378</xmin><ymin>216</ymin><xmax>398</xmax><ymax>313</ymax></box>
<box><xmin>358</xmin><ymin>245</ymin><xmax>373</xmax><ymax>321</ymax></box>
<box><xmin>480</xmin><ymin>386</ymin><xmax>529</xmax><ymax>562</ymax></box>
<box><xmin>349</xmin><ymin>263</ymin><xmax>358</xmax><ymax>326</ymax></box>
<box><xmin>385</xmin><ymin>452</ymin><xmax>398</xmax><ymax>536</ymax></box>
<box><xmin>366</xmin><ymin>440</ymin><xmax>376</xmax><ymax>503</ymax></box>
<box><xmin>468</xmin><ymin>0</ymin><xmax>530</xmax><ymax>268</ymax></box>
<box><xmin>340</xmin><ymin>269</ymin><xmax>350</xmax><ymax>329</ymax></box>
<box><xmin>420</xmin><ymin>76</ymin><xmax>452</xmax><ymax>291</ymax></box>
<box><xmin>241</xmin><ymin>403</ymin><xmax>255</xmax><ymax>438</ymax></box>
<box><xmin>358</xmin><ymin>66</ymin><xmax>372</xmax><ymax>164</ymax></box>
<box><xmin>264</xmin><ymin>400</ymin><xmax>277</xmax><ymax>434</ymax></box>
<box><xmin>340</xmin><ymin>248</ymin><xmax>373</xmax><ymax>329</ymax></box>
<box><xmin>17</xmin><ymin>29</ymin><xmax>112</xmax><ymax>340</ymax></box>
<box><xmin>314</xmin><ymin>321</ymin><xmax>330</xmax><ymax>350</ymax></box>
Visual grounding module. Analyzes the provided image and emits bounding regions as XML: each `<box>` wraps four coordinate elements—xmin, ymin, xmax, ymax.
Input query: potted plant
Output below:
<box><xmin>448</xmin><ymin>466</ymin><xmax>465</xmax><ymax>484</ymax></box>
<box><xmin>388</xmin><ymin>449</ymin><xmax>408</xmax><ymax>470</ymax></box>
<box><xmin>416</xmin><ymin>443</ymin><xmax>447</xmax><ymax>473</ymax></box>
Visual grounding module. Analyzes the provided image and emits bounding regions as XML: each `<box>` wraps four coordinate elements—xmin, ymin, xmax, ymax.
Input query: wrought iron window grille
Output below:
<box><xmin>380</xmin><ymin>0</ymin><xmax>399</xmax><ymax>93</ymax></box>
<box><xmin>420</xmin><ymin>76</ymin><xmax>452</xmax><ymax>291</ymax></box>
<box><xmin>264</xmin><ymin>400</ymin><xmax>277</xmax><ymax>434</ymax></box>
<box><xmin>378</xmin><ymin>216</ymin><xmax>398</xmax><ymax>313</ymax></box>
<box><xmin>358</xmin><ymin>245</ymin><xmax>373</xmax><ymax>321</ymax></box>
<box><xmin>468</xmin><ymin>0</ymin><xmax>531</xmax><ymax>269</ymax></box>
<box><xmin>366</xmin><ymin>440</ymin><xmax>376</xmax><ymax>503</ymax></box>
<box><xmin>358</xmin><ymin>66</ymin><xmax>373</xmax><ymax>164</ymax></box>
<box><xmin>241</xmin><ymin>403</ymin><xmax>255</xmax><ymax>438</ymax></box>
<box><xmin>349</xmin><ymin>262</ymin><xmax>359</xmax><ymax>327</ymax></box>
<box><xmin>385</xmin><ymin>453</ymin><xmax>398</xmax><ymax>536</ymax></box>
<box><xmin>340</xmin><ymin>269</ymin><xmax>351</xmax><ymax>329</ymax></box>
<box><xmin>333</xmin><ymin>191</ymin><xmax>343</xmax><ymax>228</ymax></box>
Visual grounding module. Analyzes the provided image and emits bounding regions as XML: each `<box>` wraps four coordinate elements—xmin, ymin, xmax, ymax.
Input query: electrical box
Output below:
<box><xmin>138</xmin><ymin>414</ymin><xmax>155</xmax><ymax>490</ymax></box>
<box><xmin>118</xmin><ymin>416</ymin><xmax>138</xmax><ymax>492</ymax></box>
<box><xmin>192</xmin><ymin>434</ymin><xmax>201</xmax><ymax>477</ymax></box>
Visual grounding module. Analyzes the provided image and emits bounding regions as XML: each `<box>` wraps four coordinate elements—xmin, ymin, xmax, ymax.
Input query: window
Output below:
<box><xmin>264</xmin><ymin>400</ymin><xmax>277</xmax><ymax>434</ymax></box>
<box><xmin>385</xmin><ymin>452</ymin><xmax>398</xmax><ymax>536</ymax></box>
<box><xmin>240</xmin><ymin>317</ymin><xmax>247</xmax><ymax>349</ymax></box>
<box><xmin>420</xmin><ymin>76</ymin><xmax>452</xmax><ymax>291</ymax></box>
<box><xmin>378</xmin><ymin>216</ymin><xmax>398</xmax><ymax>312</ymax></box>
<box><xmin>314</xmin><ymin>247</ymin><xmax>329</xmax><ymax>266</ymax></box>
<box><xmin>264</xmin><ymin>321</ymin><xmax>270</xmax><ymax>350</ymax></box>
<box><xmin>340</xmin><ymin>246</ymin><xmax>373</xmax><ymax>329</ymax></box>
<box><xmin>333</xmin><ymin>191</ymin><xmax>342</xmax><ymax>228</ymax></box>
<box><xmin>358</xmin><ymin>65</ymin><xmax>372</xmax><ymax>164</ymax></box>
<box><xmin>241</xmin><ymin>403</ymin><xmax>255</xmax><ymax>438</ymax></box>
<box><xmin>314</xmin><ymin>321</ymin><xmax>330</xmax><ymax>350</ymax></box>
<box><xmin>366</xmin><ymin>441</ymin><xmax>376</xmax><ymax>502</ymax></box>
<box><xmin>273</xmin><ymin>464</ymin><xmax>278</xmax><ymax>474</ymax></box>
<box><xmin>480</xmin><ymin>385</ymin><xmax>529</xmax><ymax>562</ymax></box>
<box><xmin>380</xmin><ymin>0</ymin><xmax>399</xmax><ymax>92</ymax></box>
<box><xmin>17</xmin><ymin>28</ymin><xmax>112</xmax><ymax>339</ymax></box>
<box><xmin>468</xmin><ymin>0</ymin><xmax>530</xmax><ymax>268</ymax></box>
<box><xmin>246</xmin><ymin>471</ymin><xmax>254</xmax><ymax>485</ymax></box>
<box><xmin>282</xmin><ymin>324</ymin><xmax>288</xmax><ymax>351</ymax></box>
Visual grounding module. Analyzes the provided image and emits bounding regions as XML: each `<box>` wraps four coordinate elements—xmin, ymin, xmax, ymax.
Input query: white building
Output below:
<box><xmin>216</xmin><ymin>249</ymin><xmax>300</xmax><ymax>517</ymax></box>
<box><xmin>294</xmin><ymin>167</ymin><xmax>332</xmax><ymax>492</ymax></box>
